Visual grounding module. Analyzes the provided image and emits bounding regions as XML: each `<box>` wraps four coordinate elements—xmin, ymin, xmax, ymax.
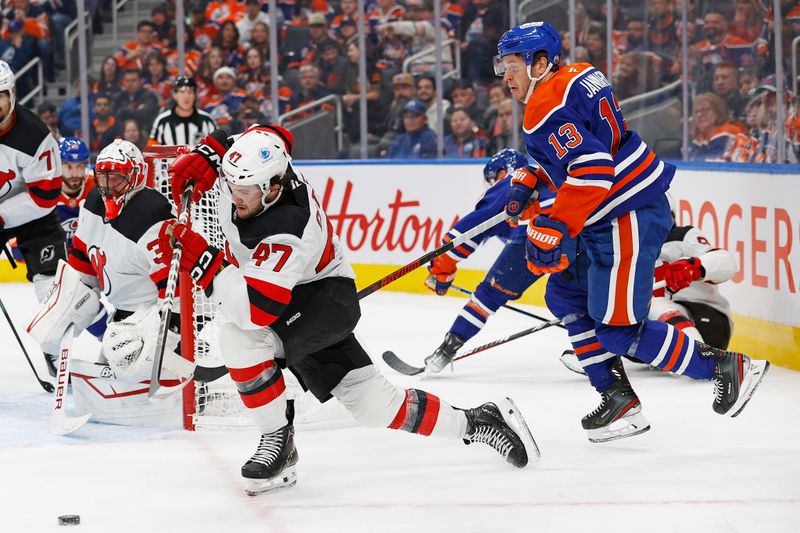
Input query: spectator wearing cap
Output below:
<box><xmin>376</xmin><ymin>0</ymin><xmax>453</xmax><ymax>72</ymax></box>
<box><xmin>387</xmin><ymin>99</ymin><xmax>438</xmax><ymax>159</ymax></box>
<box><xmin>738</xmin><ymin>76</ymin><xmax>799</xmax><ymax>164</ymax></box>
<box><xmin>213</xmin><ymin>20</ymin><xmax>246</xmax><ymax>70</ymax></box>
<box><xmin>36</xmin><ymin>100</ymin><xmax>60</xmax><ymax>138</ymax></box>
<box><xmin>443</xmin><ymin>108</ymin><xmax>488</xmax><ymax>158</ymax></box>
<box><xmin>289</xmin><ymin>65</ymin><xmax>331</xmax><ymax>112</ymax></box>
<box><xmin>285</xmin><ymin>12</ymin><xmax>331</xmax><ymax>70</ymax></box>
<box><xmin>378</xmin><ymin>72</ymin><xmax>417</xmax><ymax>156</ymax></box>
<box><xmin>315</xmin><ymin>39</ymin><xmax>347</xmax><ymax>94</ymax></box>
<box><xmin>190</xmin><ymin>0</ymin><xmax>220</xmax><ymax>52</ymax></box>
<box><xmin>149</xmin><ymin>77</ymin><xmax>217</xmax><ymax>146</ymax></box>
<box><xmin>89</xmin><ymin>94</ymin><xmax>121</xmax><ymax>153</ymax></box>
<box><xmin>712</xmin><ymin>61</ymin><xmax>747</xmax><ymax>122</ymax></box>
<box><xmin>204</xmin><ymin>66</ymin><xmax>248</xmax><ymax>132</ymax></box>
<box><xmin>151</xmin><ymin>3</ymin><xmax>177</xmax><ymax>48</ymax></box>
<box><xmin>0</xmin><ymin>19</ymin><xmax>36</xmax><ymax>91</ymax></box>
<box><xmin>113</xmin><ymin>68</ymin><xmax>160</xmax><ymax>133</ymax></box>
<box><xmin>143</xmin><ymin>52</ymin><xmax>174</xmax><ymax>109</ymax></box>
<box><xmin>416</xmin><ymin>74</ymin><xmax>451</xmax><ymax>135</ymax></box>
<box><xmin>237</xmin><ymin>0</ymin><xmax>273</xmax><ymax>47</ymax></box>
<box><xmin>116</xmin><ymin>20</ymin><xmax>163</xmax><ymax>71</ymax></box>
<box><xmin>336</xmin><ymin>17</ymin><xmax>358</xmax><ymax>48</ymax></box>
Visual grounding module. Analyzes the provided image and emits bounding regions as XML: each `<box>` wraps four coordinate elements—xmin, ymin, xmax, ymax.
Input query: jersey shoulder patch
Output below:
<box><xmin>0</xmin><ymin>106</ymin><xmax>51</xmax><ymax>157</ymax></box>
<box><xmin>667</xmin><ymin>225</ymin><xmax>693</xmax><ymax>243</ymax></box>
<box><xmin>523</xmin><ymin>63</ymin><xmax>593</xmax><ymax>134</ymax></box>
<box><xmin>234</xmin><ymin>183</ymin><xmax>311</xmax><ymax>248</ymax></box>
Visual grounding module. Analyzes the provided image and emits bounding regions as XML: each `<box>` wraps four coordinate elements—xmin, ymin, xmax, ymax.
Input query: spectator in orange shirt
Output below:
<box><xmin>729</xmin><ymin>0</ymin><xmax>765</xmax><ymax>44</ymax></box>
<box><xmin>206</xmin><ymin>0</ymin><xmax>246</xmax><ymax>24</ymax></box>
<box><xmin>191</xmin><ymin>0</ymin><xmax>220</xmax><ymax>52</ymax></box>
<box><xmin>143</xmin><ymin>52</ymin><xmax>174</xmax><ymax>109</ymax></box>
<box><xmin>116</xmin><ymin>21</ymin><xmax>163</xmax><ymax>71</ymax></box>
<box><xmin>694</xmin><ymin>11</ymin><xmax>757</xmax><ymax>90</ymax></box>
<box><xmin>689</xmin><ymin>92</ymin><xmax>745</xmax><ymax>161</ymax></box>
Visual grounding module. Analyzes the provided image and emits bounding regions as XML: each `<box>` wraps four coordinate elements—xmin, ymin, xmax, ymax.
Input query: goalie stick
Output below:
<box><xmin>0</xmin><ymin>297</ymin><xmax>54</xmax><ymax>393</ymax></box>
<box><xmin>382</xmin><ymin>317</ymin><xmax>563</xmax><ymax>376</ymax></box>
<box><xmin>357</xmin><ymin>210</ymin><xmax>511</xmax><ymax>299</ymax></box>
<box><xmin>51</xmin><ymin>324</ymin><xmax>92</xmax><ymax>435</ymax></box>
<box><xmin>149</xmin><ymin>185</ymin><xmax>195</xmax><ymax>399</ymax></box>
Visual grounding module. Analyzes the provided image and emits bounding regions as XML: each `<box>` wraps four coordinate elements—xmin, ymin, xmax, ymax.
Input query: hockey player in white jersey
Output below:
<box><xmin>649</xmin><ymin>196</ymin><xmax>737</xmax><ymax>349</ymax></box>
<box><xmin>27</xmin><ymin>139</ymin><xmax>194</xmax><ymax>385</ymax></box>
<box><xmin>162</xmin><ymin>125</ymin><xmax>538</xmax><ymax>495</ymax></box>
<box><xmin>0</xmin><ymin>60</ymin><xmax>68</xmax><ymax>375</ymax></box>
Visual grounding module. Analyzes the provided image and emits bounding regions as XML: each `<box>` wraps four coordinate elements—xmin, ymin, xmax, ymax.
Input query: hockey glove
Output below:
<box><xmin>425</xmin><ymin>254</ymin><xmax>457</xmax><ymax>295</ymax></box>
<box><xmin>505</xmin><ymin>167</ymin><xmax>540</xmax><ymax>227</ymax></box>
<box><xmin>654</xmin><ymin>257</ymin><xmax>704</xmax><ymax>294</ymax></box>
<box><xmin>168</xmin><ymin>131</ymin><xmax>228</xmax><ymax>207</ymax></box>
<box><xmin>157</xmin><ymin>221</ymin><xmax>223</xmax><ymax>291</ymax></box>
<box><xmin>525</xmin><ymin>215</ymin><xmax>576</xmax><ymax>275</ymax></box>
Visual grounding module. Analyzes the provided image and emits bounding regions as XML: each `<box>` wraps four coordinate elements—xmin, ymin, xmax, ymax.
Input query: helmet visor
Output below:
<box><xmin>494</xmin><ymin>55</ymin><xmax>527</xmax><ymax>77</ymax></box>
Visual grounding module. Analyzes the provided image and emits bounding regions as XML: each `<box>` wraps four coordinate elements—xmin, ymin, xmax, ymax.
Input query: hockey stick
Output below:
<box><xmin>149</xmin><ymin>185</ymin><xmax>195</xmax><ymax>399</ymax></box>
<box><xmin>52</xmin><ymin>324</ymin><xmax>92</xmax><ymax>435</ymax></box>
<box><xmin>449</xmin><ymin>284</ymin><xmax>567</xmax><ymax>330</ymax></box>
<box><xmin>0</xmin><ymin>297</ymin><xmax>55</xmax><ymax>393</ymax></box>
<box><xmin>383</xmin><ymin>317</ymin><xmax>563</xmax><ymax>376</ymax></box>
<box><xmin>357</xmin><ymin>211</ymin><xmax>509</xmax><ymax>300</ymax></box>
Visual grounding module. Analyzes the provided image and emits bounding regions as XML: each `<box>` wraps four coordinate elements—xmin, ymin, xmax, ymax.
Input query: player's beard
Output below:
<box><xmin>62</xmin><ymin>177</ymin><xmax>85</xmax><ymax>196</ymax></box>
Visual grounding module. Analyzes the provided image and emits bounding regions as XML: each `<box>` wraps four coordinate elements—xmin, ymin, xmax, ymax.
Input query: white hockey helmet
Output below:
<box><xmin>94</xmin><ymin>139</ymin><xmax>148</xmax><ymax>220</ymax></box>
<box><xmin>0</xmin><ymin>60</ymin><xmax>16</xmax><ymax>110</ymax></box>
<box><xmin>220</xmin><ymin>126</ymin><xmax>292</xmax><ymax>213</ymax></box>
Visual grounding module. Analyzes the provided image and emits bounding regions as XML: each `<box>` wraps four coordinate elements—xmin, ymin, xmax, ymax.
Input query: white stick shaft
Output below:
<box><xmin>51</xmin><ymin>324</ymin><xmax>91</xmax><ymax>435</ymax></box>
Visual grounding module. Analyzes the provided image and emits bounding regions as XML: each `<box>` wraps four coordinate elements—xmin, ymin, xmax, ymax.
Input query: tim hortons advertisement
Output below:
<box><xmin>300</xmin><ymin>163</ymin><xmax>799</xmax><ymax>329</ymax></box>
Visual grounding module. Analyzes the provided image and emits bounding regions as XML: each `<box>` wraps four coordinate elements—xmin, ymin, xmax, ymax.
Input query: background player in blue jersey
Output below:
<box><xmin>495</xmin><ymin>22</ymin><xmax>769</xmax><ymax>443</ymax></box>
<box><xmin>423</xmin><ymin>149</ymin><xmax>547</xmax><ymax>372</ymax></box>
<box><xmin>57</xmin><ymin>137</ymin><xmax>95</xmax><ymax>252</ymax></box>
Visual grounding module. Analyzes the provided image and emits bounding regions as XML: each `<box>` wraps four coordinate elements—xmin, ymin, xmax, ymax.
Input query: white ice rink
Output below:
<box><xmin>1</xmin><ymin>282</ymin><xmax>798</xmax><ymax>533</ymax></box>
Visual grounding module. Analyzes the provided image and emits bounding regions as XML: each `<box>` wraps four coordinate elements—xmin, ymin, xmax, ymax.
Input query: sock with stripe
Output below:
<box><xmin>228</xmin><ymin>359</ymin><xmax>289</xmax><ymax>433</ymax></box>
<box><xmin>566</xmin><ymin>317</ymin><xmax>617</xmax><ymax>392</ymax></box>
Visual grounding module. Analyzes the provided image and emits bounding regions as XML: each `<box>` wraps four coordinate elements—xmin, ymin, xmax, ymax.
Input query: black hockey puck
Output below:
<box><xmin>58</xmin><ymin>515</ymin><xmax>80</xmax><ymax>526</ymax></box>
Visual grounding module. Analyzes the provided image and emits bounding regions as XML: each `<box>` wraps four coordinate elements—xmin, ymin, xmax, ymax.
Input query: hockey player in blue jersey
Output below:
<box><xmin>423</xmin><ymin>149</ymin><xmax>549</xmax><ymax>371</ymax></box>
<box><xmin>495</xmin><ymin>21</ymin><xmax>769</xmax><ymax>442</ymax></box>
<box><xmin>57</xmin><ymin>137</ymin><xmax>95</xmax><ymax>251</ymax></box>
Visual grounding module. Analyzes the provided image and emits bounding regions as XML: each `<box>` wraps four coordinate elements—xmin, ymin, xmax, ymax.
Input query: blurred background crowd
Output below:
<box><xmin>3</xmin><ymin>0</ymin><xmax>800</xmax><ymax>163</ymax></box>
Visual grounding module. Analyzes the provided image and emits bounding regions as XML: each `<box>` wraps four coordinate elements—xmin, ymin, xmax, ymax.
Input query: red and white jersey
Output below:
<box><xmin>213</xmin><ymin>169</ymin><xmax>355</xmax><ymax>330</ymax></box>
<box><xmin>0</xmin><ymin>106</ymin><xmax>62</xmax><ymax>228</ymax></box>
<box><xmin>67</xmin><ymin>188</ymin><xmax>176</xmax><ymax>313</ymax></box>
<box><xmin>656</xmin><ymin>225</ymin><xmax>737</xmax><ymax>316</ymax></box>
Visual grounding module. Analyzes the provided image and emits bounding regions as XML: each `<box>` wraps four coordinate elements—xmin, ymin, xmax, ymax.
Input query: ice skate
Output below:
<box><xmin>582</xmin><ymin>362</ymin><xmax>650</xmax><ymax>443</ymax></box>
<box><xmin>559</xmin><ymin>349</ymin><xmax>585</xmax><ymax>375</ymax></box>
<box><xmin>463</xmin><ymin>398</ymin><xmax>538</xmax><ymax>467</ymax></box>
<box><xmin>424</xmin><ymin>332</ymin><xmax>464</xmax><ymax>373</ymax></box>
<box><xmin>241</xmin><ymin>423</ymin><xmax>299</xmax><ymax>496</ymax></box>
<box><xmin>701</xmin><ymin>344</ymin><xmax>770</xmax><ymax>417</ymax></box>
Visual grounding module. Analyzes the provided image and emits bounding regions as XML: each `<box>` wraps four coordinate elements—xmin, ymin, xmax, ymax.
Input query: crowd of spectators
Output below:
<box><xmin>4</xmin><ymin>0</ymin><xmax>800</xmax><ymax>163</ymax></box>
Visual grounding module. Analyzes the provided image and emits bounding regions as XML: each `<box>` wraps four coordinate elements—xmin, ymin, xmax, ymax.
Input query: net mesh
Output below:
<box><xmin>145</xmin><ymin>147</ymin><xmax>252</xmax><ymax>429</ymax></box>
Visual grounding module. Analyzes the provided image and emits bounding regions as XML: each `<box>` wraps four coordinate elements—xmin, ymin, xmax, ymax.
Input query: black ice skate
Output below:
<box><xmin>698</xmin><ymin>344</ymin><xmax>770</xmax><ymax>417</ymax></box>
<box><xmin>424</xmin><ymin>332</ymin><xmax>464</xmax><ymax>373</ymax></box>
<box><xmin>241</xmin><ymin>423</ymin><xmax>299</xmax><ymax>496</ymax></box>
<box><xmin>582</xmin><ymin>360</ymin><xmax>650</xmax><ymax>443</ymax></box>
<box><xmin>43</xmin><ymin>352</ymin><xmax>58</xmax><ymax>377</ymax></box>
<box><xmin>463</xmin><ymin>398</ymin><xmax>539</xmax><ymax>467</ymax></box>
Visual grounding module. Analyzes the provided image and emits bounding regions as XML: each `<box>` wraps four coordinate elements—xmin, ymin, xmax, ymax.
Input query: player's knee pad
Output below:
<box><xmin>331</xmin><ymin>365</ymin><xmax>405</xmax><ymax>428</ymax></box>
<box><xmin>218</xmin><ymin>321</ymin><xmax>285</xmax><ymax>369</ymax></box>
<box><xmin>594</xmin><ymin>322</ymin><xmax>641</xmax><ymax>356</ymax></box>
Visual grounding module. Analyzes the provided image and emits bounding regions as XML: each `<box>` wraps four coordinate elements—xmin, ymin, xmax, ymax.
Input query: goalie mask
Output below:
<box><xmin>94</xmin><ymin>139</ymin><xmax>148</xmax><ymax>221</ymax></box>
<box><xmin>219</xmin><ymin>127</ymin><xmax>292</xmax><ymax>216</ymax></box>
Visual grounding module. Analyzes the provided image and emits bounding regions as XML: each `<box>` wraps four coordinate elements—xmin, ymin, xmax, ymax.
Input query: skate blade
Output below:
<box><xmin>244</xmin><ymin>466</ymin><xmax>297</xmax><ymax>496</ymax></box>
<box><xmin>559</xmin><ymin>350</ymin><xmax>586</xmax><ymax>376</ymax></box>
<box><xmin>587</xmin><ymin>412</ymin><xmax>651</xmax><ymax>443</ymax></box>
<box><xmin>729</xmin><ymin>360</ymin><xmax>770</xmax><ymax>418</ymax></box>
<box><xmin>499</xmin><ymin>397</ymin><xmax>541</xmax><ymax>464</ymax></box>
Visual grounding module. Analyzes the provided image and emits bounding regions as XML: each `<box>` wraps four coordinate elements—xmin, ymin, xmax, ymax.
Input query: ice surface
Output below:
<box><xmin>1</xmin><ymin>283</ymin><xmax>798</xmax><ymax>532</ymax></box>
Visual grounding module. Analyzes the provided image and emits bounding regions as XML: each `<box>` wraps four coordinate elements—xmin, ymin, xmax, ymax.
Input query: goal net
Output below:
<box><xmin>143</xmin><ymin>146</ymin><xmax>351</xmax><ymax>431</ymax></box>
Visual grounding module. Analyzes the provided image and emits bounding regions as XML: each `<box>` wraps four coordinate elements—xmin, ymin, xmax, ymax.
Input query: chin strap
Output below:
<box><xmin>523</xmin><ymin>62</ymin><xmax>553</xmax><ymax>104</ymax></box>
<box><xmin>257</xmin><ymin>183</ymin><xmax>283</xmax><ymax>216</ymax></box>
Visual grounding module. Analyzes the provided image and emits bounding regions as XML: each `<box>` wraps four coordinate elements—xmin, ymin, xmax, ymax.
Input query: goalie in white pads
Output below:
<box><xmin>650</xmin><ymin>196</ymin><xmax>737</xmax><ymax>349</ymax></box>
<box><xmin>161</xmin><ymin>125</ymin><xmax>539</xmax><ymax>495</ymax></box>
<box><xmin>28</xmin><ymin>140</ymin><xmax>193</xmax><ymax>385</ymax></box>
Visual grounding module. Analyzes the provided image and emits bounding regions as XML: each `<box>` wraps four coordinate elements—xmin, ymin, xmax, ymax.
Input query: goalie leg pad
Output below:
<box><xmin>28</xmin><ymin>260</ymin><xmax>102</xmax><ymax>346</ymax></box>
<box><xmin>331</xmin><ymin>365</ymin><xmax>466</xmax><ymax>438</ymax></box>
<box><xmin>221</xmin><ymin>321</ymin><xmax>288</xmax><ymax>433</ymax></box>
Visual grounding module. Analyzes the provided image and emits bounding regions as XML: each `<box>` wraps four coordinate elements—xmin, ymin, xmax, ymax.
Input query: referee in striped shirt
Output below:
<box><xmin>149</xmin><ymin>76</ymin><xmax>216</xmax><ymax>147</ymax></box>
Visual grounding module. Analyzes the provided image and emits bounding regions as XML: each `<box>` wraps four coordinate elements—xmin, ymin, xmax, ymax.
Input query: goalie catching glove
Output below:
<box><xmin>28</xmin><ymin>260</ymin><xmax>102</xmax><ymax>345</ymax></box>
<box><xmin>156</xmin><ymin>220</ymin><xmax>223</xmax><ymax>291</ymax></box>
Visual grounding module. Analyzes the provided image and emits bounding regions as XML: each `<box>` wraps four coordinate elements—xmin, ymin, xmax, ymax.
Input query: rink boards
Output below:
<box><xmin>1</xmin><ymin>160</ymin><xmax>797</xmax><ymax>370</ymax></box>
